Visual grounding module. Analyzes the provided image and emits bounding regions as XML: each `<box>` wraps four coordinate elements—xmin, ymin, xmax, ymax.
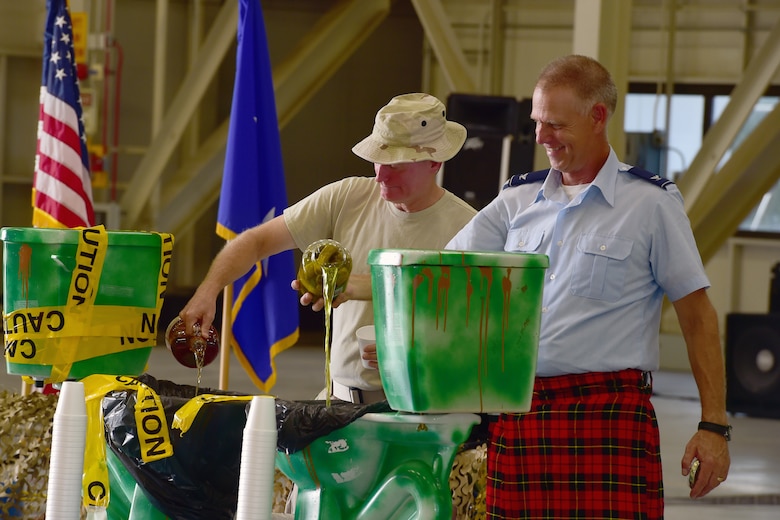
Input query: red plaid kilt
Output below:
<box><xmin>486</xmin><ymin>369</ymin><xmax>663</xmax><ymax>519</ymax></box>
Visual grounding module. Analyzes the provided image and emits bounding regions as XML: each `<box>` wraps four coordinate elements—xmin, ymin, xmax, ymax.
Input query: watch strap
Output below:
<box><xmin>698</xmin><ymin>421</ymin><xmax>732</xmax><ymax>441</ymax></box>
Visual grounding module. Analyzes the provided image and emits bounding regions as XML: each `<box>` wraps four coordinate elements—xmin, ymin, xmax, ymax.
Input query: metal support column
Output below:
<box><xmin>572</xmin><ymin>0</ymin><xmax>632</xmax><ymax>158</ymax></box>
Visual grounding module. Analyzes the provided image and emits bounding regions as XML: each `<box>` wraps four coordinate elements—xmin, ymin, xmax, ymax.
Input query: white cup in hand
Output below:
<box><xmin>356</xmin><ymin>325</ymin><xmax>377</xmax><ymax>369</ymax></box>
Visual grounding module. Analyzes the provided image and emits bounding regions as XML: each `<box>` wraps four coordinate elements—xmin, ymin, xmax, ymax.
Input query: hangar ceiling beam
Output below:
<box><xmin>121</xmin><ymin>0</ymin><xmax>239</xmax><ymax>228</ymax></box>
<box><xmin>153</xmin><ymin>0</ymin><xmax>392</xmax><ymax>235</ymax></box>
<box><xmin>410</xmin><ymin>0</ymin><xmax>476</xmax><ymax>93</ymax></box>
<box><xmin>678</xmin><ymin>16</ymin><xmax>780</xmax><ymax>225</ymax></box>
<box><xmin>691</xmin><ymin>102</ymin><xmax>780</xmax><ymax>263</ymax></box>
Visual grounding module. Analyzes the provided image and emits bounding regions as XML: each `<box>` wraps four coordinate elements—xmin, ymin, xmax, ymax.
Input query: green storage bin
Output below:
<box><xmin>2</xmin><ymin>227</ymin><xmax>173</xmax><ymax>382</ymax></box>
<box><xmin>368</xmin><ymin>249</ymin><xmax>548</xmax><ymax>413</ymax></box>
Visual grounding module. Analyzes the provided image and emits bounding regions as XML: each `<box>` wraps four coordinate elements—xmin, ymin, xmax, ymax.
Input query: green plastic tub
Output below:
<box><xmin>368</xmin><ymin>249</ymin><xmax>548</xmax><ymax>413</ymax></box>
<box><xmin>2</xmin><ymin>227</ymin><xmax>173</xmax><ymax>382</ymax></box>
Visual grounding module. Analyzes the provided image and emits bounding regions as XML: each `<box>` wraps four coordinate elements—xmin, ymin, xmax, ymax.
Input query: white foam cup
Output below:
<box><xmin>356</xmin><ymin>325</ymin><xmax>377</xmax><ymax>369</ymax></box>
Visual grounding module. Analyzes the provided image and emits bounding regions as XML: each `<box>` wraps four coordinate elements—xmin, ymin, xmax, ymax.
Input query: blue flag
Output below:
<box><xmin>217</xmin><ymin>0</ymin><xmax>299</xmax><ymax>392</ymax></box>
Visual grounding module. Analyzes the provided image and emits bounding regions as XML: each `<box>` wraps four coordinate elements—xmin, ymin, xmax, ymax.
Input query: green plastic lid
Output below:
<box><xmin>367</xmin><ymin>248</ymin><xmax>549</xmax><ymax>269</ymax></box>
<box><xmin>1</xmin><ymin>227</ymin><xmax>162</xmax><ymax>247</ymax></box>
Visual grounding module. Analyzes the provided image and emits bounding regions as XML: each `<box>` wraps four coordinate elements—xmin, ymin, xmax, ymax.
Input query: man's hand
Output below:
<box><xmin>681</xmin><ymin>429</ymin><xmax>730</xmax><ymax>499</ymax></box>
<box><xmin>290</xmin><ymin>279</ymin><xmax>348</xmax><ymax>311</ymax></box>
<box><xmin>178</xmin><ymin>288</ymin><xmax>219</xmax><ymax>338</ymax></box>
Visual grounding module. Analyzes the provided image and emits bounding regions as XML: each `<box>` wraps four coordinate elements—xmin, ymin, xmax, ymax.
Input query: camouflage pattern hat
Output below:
<box><xmin>352</xmin><ymin>93</ymin><xmax>467</xmax><ymax>165</ymax></box>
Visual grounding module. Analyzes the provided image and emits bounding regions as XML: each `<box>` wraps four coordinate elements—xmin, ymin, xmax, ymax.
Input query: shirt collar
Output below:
<box><xmin>536</xmin><ymin>147</ymin><xmax>619</xmax><ymax>207</ymax></box>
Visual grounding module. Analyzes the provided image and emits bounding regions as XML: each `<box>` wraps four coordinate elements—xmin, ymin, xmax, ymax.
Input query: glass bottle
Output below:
<box><xmin>296</xmin><ymin>239</ymin><xmax>352</xmax><ymax>298</ymax></box>
<box><xmin>165</xmin><ymin>316</ymin><xmax>220</xmax><ymax>369</ymax></box>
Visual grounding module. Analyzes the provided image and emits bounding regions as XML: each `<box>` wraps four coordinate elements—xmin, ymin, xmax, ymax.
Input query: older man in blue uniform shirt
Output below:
<box><xmin>447</xmin><ymin>54</ymin><xmax>731</xmax><ymax>519</ymax></box>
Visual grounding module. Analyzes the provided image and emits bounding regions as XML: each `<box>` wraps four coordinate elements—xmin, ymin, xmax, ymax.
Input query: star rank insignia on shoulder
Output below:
<box><xmin>619</xmin><ymin>165</ymin><xmax>675</xmax><ymax>190</ymax></box>
<box><xmin>502</xmin><ymin>169</ymin><xmax>549</xmax><ymax>190</ymax></box>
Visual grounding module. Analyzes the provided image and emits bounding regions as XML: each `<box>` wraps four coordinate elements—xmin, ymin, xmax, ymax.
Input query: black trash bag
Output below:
<box><xmin>102</xmin><ymin>374</ymin><xmax>249</xmax><ymax>520</ymax></box>
<box><xmin>102</xmin><ymin>373</ymin><xmax>393</xmax><ymax>519</ymax></box>
<box><xmin>275</xmin><ymin>399</ymin><xmax>393</xmax><ymax>454</ymax></box>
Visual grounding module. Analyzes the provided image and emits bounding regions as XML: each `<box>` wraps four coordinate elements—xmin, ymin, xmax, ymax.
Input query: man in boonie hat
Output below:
<box><xmin>180</xmin><ymin>92</ymin><xmax>476</xmax><ymax>408</ymax></box>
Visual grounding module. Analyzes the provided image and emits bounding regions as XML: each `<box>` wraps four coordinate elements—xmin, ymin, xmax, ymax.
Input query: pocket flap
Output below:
<box><xmin>577</xmin><ymin>234</ymin><xmax>632</xmax><ymax>260</ymax></box>
<box><xmin>506</xmin><ymin>228</ymin><xmax>544</xmax><ymax>252</ymax></box>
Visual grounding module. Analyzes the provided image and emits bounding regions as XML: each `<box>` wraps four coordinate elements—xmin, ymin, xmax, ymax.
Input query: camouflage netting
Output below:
<box><xmin>450</xmin><ymin>443</ymin><xmax>488</xmax><ymax>520</ymax></box>
<box><xmin>0</xmin><ymin>390</ymin><xmax>57</xmax><ymax>519</ymax></box>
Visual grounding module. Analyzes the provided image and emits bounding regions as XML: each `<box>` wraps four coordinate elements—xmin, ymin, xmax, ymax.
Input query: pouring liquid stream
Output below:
<box><xmin>322</xmin><ymin>264</ymin><xmax>338</xmax><ymax>407</ymax></box>
<box><xmin>191</xmin><ymin>330</ymin><xmax>206</xmax><ymax>395</ymax></box>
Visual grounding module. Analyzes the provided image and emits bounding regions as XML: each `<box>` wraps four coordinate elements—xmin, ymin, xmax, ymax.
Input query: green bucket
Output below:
<box><xmin>2</xmin><ymin>227</ymin><xmax>173</xmax><ymax>382</ymax></box>
<box><xmin>368</xmin><ymin>249</ymin><xmax>548</xmax><ymax>413</ymax></box>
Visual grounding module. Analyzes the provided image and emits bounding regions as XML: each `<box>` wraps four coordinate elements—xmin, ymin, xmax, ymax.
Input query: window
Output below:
<box><xmin>625</xmin><ymin>84</ymin><xmax>780</xmax><ymax>235</ymax></box>
<box><xmin>624</xmin><ymin>92</ymin><xmax>704</xmax><ymax>180</ymax></box>
<box><xmin>712</xmin><ymin>96</ymin><xmax>780</xmax><ymax>233</ymax></box>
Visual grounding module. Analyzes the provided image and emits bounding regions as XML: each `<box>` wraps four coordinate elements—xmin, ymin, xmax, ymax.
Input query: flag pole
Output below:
<box><xmin>219</xmin><ymin>284</ymin><xmax>233</xmax><ymax>390</ymax></box>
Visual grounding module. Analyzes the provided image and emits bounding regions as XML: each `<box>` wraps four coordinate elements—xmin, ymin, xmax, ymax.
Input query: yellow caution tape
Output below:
<box><xmin>171</xmin><ymin>394</ymin><xmax>254</xmax><ymax>435</ymax></box>
<box><xmin>2</xmin><ymin>226</ymin><xmax>174</xmax><ymax>383</ymax></box>
<box><xmin>79</xmin><ymin>375</ymin><xmax>258</xmax><ymax>511</ymax></box>
<box><xmin>81</xmin><ymin>374</ymin><xmax>144</xmax><ymax>508</ymax></box>
<box><xmin>4</xmin><ymin>305</ymin><xmax>163</xmax><ymax>340</ymax></box>
<box><xmin>80</xmin><ymin>374</ymin><xmax>176</xmax><ymax>509</ymax></box>
<box><xmin>66</xmin><ymin>226</ymin><xmax>108</xmax><ymax>316</ymax></box>
<box><xmin>135</xmin><ymin>383</ymin><xmax>174</xmax><ymax>462</ymax></box>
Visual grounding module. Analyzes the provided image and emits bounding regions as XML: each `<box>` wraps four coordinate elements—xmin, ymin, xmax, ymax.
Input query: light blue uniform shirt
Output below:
<box><xmin>447</xmin><ymin>149</ymin><xmax>710</xmax><ymax>376</ymax></box>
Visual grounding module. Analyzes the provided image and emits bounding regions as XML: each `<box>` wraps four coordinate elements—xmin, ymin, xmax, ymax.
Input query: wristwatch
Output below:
<box><xmin>698</xmin><ymin>421</ymin><xmax>732</xmax><ymax>441</ymax></box>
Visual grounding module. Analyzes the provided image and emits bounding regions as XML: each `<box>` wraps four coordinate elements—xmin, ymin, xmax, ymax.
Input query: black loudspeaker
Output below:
<box><xmin>770</xmin><ymin>262</ymin><xmax>780</xmax><ymax>312</ymax></box>
<box><xmin>443</xmin><ymin>94</ymin><xmax>535</xmax><ymax>210</ymax></box>
<box><xmin>725</xmin><ymin>313</ymin><xmax>780</xmax><ymax>418</ymax></box>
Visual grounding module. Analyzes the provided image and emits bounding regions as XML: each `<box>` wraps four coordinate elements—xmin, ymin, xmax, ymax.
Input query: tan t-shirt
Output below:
<box><xmin>283</xmin><ymin>176</ymin><xmax>477</xmax><ymax>390</ymax></box>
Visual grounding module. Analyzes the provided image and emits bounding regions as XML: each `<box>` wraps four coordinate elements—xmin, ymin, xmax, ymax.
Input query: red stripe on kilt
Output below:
<box><xmin>486</xmin><ymin>369</ymin><xmax>664</xmax><ymax>519</ymax></box>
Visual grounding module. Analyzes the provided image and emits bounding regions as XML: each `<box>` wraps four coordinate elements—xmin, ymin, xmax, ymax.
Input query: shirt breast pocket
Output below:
<box><xmin>571</xmin><ymin>234</ymin><xmax>633</xmax><ymax>301</ymax></box>
<box><xmin>505</xmin><ymin>228</ymin><xmax>544</xmax><ymax>253</ymax></box>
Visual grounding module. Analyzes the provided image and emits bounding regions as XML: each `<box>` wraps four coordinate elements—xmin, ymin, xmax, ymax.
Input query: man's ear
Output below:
<box><xmin>591</xmin><ymin>103</ymin><xmax>609</xmax><ymax>131</ymax></box>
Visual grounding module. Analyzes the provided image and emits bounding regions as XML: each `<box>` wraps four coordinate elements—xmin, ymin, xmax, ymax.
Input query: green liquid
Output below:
<box><xmin>322</xmin><ymin>265</ymin><xmax>339</xmax><ymax>407</ymax></box>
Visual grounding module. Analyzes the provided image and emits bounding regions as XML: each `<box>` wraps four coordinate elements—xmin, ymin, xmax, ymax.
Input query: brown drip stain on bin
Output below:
<box><xmin>477</xmin><ymin>267</ymin><xmax>493</xmax><ymax>411</ymax></box>
<box><xmin>501</xmin><ymin>268</ymin><xmax>513</xmax><ymax>371</ymax></box>
<box><xmin>18</xmin><ymin>244</ymin><xmax>32</xmax><ymax>306</ymax></box>
<box><xmin>464</xmin><ymin>267</ymin><xmax>473</xmax><ymax>326</ymax></box>
<box><xmin>407</xmin><ymin>262</ymin><xmax>519</xmax><ymax>411</ymax></box>
<box><xmin>301</xmin><ymin>448</ymin><xmax>320</xmax><ymax>488</ymax></box>
<box><xmin>436</xmin><ymin>266</ymin><xmax>450</xmax><ymax>331</ymax></box>
<box><xmin>411</xmin><ymin>268</ymin><xmax>434</xmax><ymax>347</ymax></box>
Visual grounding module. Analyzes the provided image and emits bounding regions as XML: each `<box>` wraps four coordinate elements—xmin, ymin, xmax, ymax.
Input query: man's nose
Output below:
<box><xmin>535</xmin><ymin>123</ymin><xmax>549</xmax><ymax>145</ymax></box>
<box><xmin>375</xmin><ymin>164</ymin><xmax>393</xmax><ymax>181</ymax></box>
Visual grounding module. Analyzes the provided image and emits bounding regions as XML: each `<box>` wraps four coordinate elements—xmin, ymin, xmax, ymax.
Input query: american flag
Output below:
<box><xmin>33</xmin><ymin>0</ymin><xmax>95</xmax><ymax>228</ymax></box>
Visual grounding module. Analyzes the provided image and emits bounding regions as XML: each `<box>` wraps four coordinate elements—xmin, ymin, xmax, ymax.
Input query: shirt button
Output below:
<box><xmin>600</xmin><ymin>244</ymin><xmax>607</xmax><ymax>251</ymax></box>
<box><xmin>557</xmin><ymin>240</ymin><xmax>563</xmax><ymax>246</ymax></box>
<box><xmin>549</xmin><ymin>274</ymin><xmax>556</xmax><ymax>280</ymax></box>
<box><xmin>542</xmin><ymin>306</ymin><xmax>549</xmax><ymax>313</ymax></box>
<box><xmin>518</xmin><ymin>241</ymin><xmax>525</xmax><ymax>247</ymax></box>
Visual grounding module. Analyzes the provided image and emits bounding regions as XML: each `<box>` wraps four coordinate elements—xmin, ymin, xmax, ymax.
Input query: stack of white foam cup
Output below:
<box><xmin>235</xmin><ymin>395</ymin><xmax>278</xmax><ymax>520</ymax></box>
<box><xmin>45</xmin><ymin>381</ymin><xmax>88</xmax><ymax>520</ymax></box>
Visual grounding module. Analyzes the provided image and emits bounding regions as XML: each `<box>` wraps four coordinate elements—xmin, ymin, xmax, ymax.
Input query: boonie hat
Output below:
<box><xmin>352</xmin><ymin>93</ymin><xmax>467</xmax><ymax>165</ymax></box>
